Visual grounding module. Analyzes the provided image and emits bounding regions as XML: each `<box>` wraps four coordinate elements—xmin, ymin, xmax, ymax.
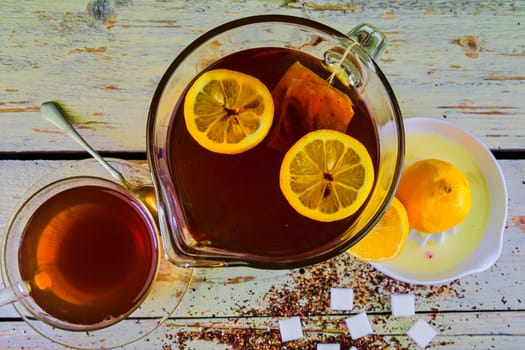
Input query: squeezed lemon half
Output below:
<box><xmin>279</xmin><ymin>129</ymin><xmax>374</xmax><ymax>222</ymax></box>
<box><xmin>183</xmin><ymin>69</ymin><xmax>274</xmax><ymax>154</ymax></box>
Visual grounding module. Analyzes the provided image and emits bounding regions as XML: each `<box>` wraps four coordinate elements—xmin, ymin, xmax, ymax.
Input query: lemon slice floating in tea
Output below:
<box><xmin>347</xmin><ymin>197</ymin><xmax>410</xmax><ymax>262</ymax></box>
<box><xmin>280</xmin><ymin>129</ymin><xmax>374</xmax><ymax>222</ymax></box>
<box><xmin>183</xmin><ymin>69</ymin><xmax>274</xmax><ymax>154</ymax></box>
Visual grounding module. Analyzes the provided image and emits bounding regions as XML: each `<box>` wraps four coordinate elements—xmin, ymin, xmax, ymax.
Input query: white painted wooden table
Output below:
<box><xmin>1</xmin><ymin>1</ymin><xmax>524</xmax><ymax>349</ymax></box>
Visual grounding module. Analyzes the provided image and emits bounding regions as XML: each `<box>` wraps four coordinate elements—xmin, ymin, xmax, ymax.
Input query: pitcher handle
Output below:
<box><xmin>347</xmin><ymin>23</ymin><xmax>387</xmax><ymax>60</ymax></box>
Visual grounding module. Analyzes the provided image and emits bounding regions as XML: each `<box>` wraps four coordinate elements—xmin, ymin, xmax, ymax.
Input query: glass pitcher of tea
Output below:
<box><xmin>147</xmin><ymin>15</ymin><xmax>404</xmax><ymax>269</ymax></box>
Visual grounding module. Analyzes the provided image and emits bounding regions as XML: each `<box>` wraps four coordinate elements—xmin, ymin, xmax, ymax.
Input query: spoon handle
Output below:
<box><xmin>40</xmin><ymin>101</ymin><xmax>128</xmax><ymax>186</ymax></box>
<box><xmin>0</xmin><ymin>280</ymin><xmax>30</xmax><ymax>307</ymax></box>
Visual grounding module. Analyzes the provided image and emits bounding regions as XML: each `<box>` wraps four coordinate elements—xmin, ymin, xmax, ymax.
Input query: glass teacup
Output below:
<box><xmin>3</xmin><ymin>176</ymin><xmax>159</xmax><ymax>331</ymax></box>
<box><xmin>148</xmin><ymin>15</ymin><xmax>404</xmax><ymax>269</ymax></box>
<box><xmin>1</xmin><ymin>159</ymin><xmax>192</xmax><ymax>348</ymax></box>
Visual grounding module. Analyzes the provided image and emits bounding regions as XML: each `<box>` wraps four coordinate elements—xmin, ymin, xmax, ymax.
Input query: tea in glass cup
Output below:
<box><xmin>3</xmin><ymin>176</ymin><xmax>159</xmax><ymax>331</ymax></box>
<box><xmin>2</xmin><ymin>159</ymin><xmax>192</xmax><ymax>348</ymax></box>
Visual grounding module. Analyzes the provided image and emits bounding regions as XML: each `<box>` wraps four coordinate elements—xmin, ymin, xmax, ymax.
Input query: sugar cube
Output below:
<box><xmin>278</xmin><ymin>316</ymin><xmax>303</xmax><ymax>342</ymax></box>
<box><xmin>330</xmin><ymin>287</ymin><xmax>354</xmax><ymax>310</ymax></box>
<box><xmin>407</xmin><ymin>319</ymin><xmax>437</xmax><ymax>348</ymax></box>
<box><xmin>317</xmin><ymin>344</ymin><xmax>340</xmax><ymax>350</ymax></box>
<box><xmin>344</xmin><ymin>312</ymin><xmax>373</xmax><ymax>339</ymax></box>
<box><xmin>391</xmin><ymin>293</ymin><xmax>415</xmax><ymax>317</ymax></box>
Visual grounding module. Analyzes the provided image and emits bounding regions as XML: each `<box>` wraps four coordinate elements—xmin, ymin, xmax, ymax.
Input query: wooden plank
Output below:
<box><xmin>0</xmin><ymin>311</ymin><xmax>524</xmax><ymax>349</ymax></box>
<box><xmin>0</xmin><ymin>160</ymin><xmax>523</xmax><ymax>317</ymax></box>
<box><xmin>0</xmin><ymin>1</ymin><xmax>523</xmax><ymax>348</ymax></box>
<box><xmin>1</xmin><ymin>0</ymin><xmax>524</xmax><ymax>153</ymax></box>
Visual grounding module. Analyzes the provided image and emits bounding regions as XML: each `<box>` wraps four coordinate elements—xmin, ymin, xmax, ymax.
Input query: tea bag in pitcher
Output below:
<box><xmin>267</xmin><ymin>61</ymin><xmax>355</xmax><ymax>152</ymax></box>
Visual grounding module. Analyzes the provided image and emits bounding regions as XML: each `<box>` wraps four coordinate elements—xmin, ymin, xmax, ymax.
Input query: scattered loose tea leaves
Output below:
<box><xmin>164</xmin><ymin>254</ymin><xmax>463</xmax><ymax>349</ymax></box>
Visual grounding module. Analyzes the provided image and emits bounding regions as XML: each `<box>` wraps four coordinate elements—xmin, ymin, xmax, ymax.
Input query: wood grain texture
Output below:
<box><xmin>1</xmin><ymin>0</ymin><xmax>524</xmax><ymax>153</ymax></box>
<box><xmin>0</xmin><ymin>159</ymin><xmax>523</xmax><ymax>348</ymax></box>
<box><xmin>1</xmin><ymin>0</ymin><xmax>524</xmax><ymax>349</ymax></box>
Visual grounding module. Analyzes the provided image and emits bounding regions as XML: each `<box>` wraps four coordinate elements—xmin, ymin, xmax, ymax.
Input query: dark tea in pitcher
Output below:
<box><xmin>167</xmin><ymin>47</ymin><xmax>379</xmax><ymax>258</ymax></box>
<box><xmin>18</xmin><ymin>184</ymin><xmax>158</xmax><ymax>326</ymax></box>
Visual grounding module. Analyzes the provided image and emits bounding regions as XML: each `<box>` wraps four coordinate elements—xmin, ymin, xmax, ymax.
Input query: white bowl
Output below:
<box><xmin>371</xmin><ymin>117</ymin><xmax>507</xmax><ymax>285</ymax></box>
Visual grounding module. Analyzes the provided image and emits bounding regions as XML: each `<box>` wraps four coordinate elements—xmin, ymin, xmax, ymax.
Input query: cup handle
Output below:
<box><xmin>0</xmin><ymin>280</ymin><xmax>30</xmax><ymax>307</ymax></box>
<box><xmin>346</xmin><ymin>23</ymin><xmax>387</xmax><ymax>60</ymax></box>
